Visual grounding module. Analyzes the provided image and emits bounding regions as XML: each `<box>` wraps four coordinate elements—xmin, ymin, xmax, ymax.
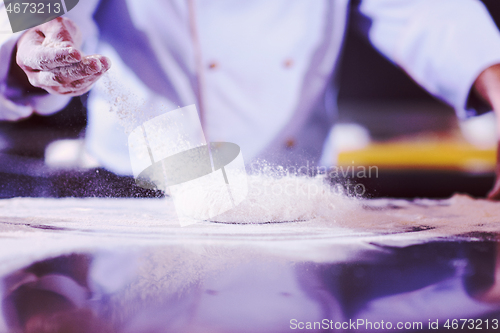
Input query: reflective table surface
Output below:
<box><xmin>0</xmin><ymin>196</ymin><xmax>499</xmax><ymax>332</ymax></box>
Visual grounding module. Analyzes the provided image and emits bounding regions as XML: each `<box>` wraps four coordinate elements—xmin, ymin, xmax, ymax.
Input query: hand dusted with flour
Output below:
<box><xmin>16</xmin><ymin>17</ymin><xmax>110</xmax><ymax>96</ymax></box>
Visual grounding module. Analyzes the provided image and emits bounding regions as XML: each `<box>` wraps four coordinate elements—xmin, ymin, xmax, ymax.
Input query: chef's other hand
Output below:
<box><xmin>487</xmin><ymin>142</ymin><xmax>500</xmax><ymax>200</ymax></box>
<box><xmin>474</xmin><ymin>64</ymin><xmax>500</xmax><ymax>200</ymax></box>
<box><xmin>16</xmin><ymin>17</ymin><xmax>110</xmax><ymax>96</ymax></box>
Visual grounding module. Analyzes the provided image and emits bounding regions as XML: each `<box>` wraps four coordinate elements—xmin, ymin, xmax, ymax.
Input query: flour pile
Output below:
<box><xmin>193</xmin><ymin>173</ymin><xmax>360</xmax><ymax>224</ymax></box>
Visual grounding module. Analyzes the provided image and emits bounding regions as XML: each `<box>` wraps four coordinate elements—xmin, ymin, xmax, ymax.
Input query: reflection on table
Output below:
<box><xmin>3</xmin><ymin>238</ymin><xmax>500</xmax><ymax>332</ymax></box>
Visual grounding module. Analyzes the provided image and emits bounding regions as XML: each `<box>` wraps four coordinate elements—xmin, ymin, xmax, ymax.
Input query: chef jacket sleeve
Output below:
<box><xmin>357</xmin><ymin>0</ymin><xmax>500</xmax><ymax>119</ymax></box>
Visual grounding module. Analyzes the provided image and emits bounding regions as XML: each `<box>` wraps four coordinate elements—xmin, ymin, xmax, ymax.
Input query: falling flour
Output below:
<box><xmin>100</xmin><ymin>73</ymin><xmax>149</xmax><ymax>135</ymax></box>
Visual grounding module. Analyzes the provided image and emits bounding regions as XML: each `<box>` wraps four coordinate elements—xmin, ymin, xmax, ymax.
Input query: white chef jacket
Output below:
<box><xmin>1</xmin><ymin>0</ymin><xmax>500</xmax><ymax>175</ymax></box>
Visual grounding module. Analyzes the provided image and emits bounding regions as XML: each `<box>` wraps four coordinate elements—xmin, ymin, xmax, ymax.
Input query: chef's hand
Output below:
<box><xmin>489</xmin><ymin>141</ymin><xmax>500</xmax><ymax>200</ymax></box>
<box><xmin>474</xmin><ymin>63</ymin><xmax>500</xmax><ymax>200</ymax></box>
<box><xmin>15</xmin><ymin>17</ymin><xmax>110</xmax><ymax>96</ymax></box>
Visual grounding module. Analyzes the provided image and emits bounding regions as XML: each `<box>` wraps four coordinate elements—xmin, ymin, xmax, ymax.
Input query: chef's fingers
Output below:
<box><xmin>44</xmin><ymin>61</ymin><xmax>111</xmax><ymax>96</ymax></box>
<box><xmin>25</xmin><ymin>55</ymin><xmax>110</xmax><ymax>96</ymax></box>
<box><xmin>19</xmin><ymin>45</ymin><xmax>82</xmax><ymax>71</ymax></box>
<box><xmin>50</xmin><ymin>55</ymin><xmax>110</xmax><ymax>83</ymax></box>
<box><xmin>487</xmin><ymin>176</ymin><xmax>500</xmax><ymax>200</ymax></box>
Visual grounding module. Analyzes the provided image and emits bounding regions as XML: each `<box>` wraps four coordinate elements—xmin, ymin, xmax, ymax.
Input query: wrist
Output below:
<box><xmin>475</xmin><ymin>64</ymin><xmax>500</xmax><ymax>104</ymax></box>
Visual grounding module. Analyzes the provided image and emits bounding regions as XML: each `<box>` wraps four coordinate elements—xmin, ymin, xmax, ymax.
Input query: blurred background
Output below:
<box><xmin>0</xmin><ymin>0</ymin><xmax>499</xmax><ymax>199</ymax></box>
